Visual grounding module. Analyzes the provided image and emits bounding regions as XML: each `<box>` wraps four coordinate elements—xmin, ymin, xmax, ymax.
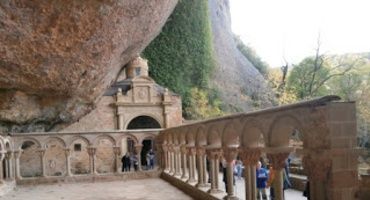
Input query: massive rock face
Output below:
<box><xmin>208</xmin><ymin>0</ymin><xmax>275</xmax><ymax>112</ymax></box>
<box><xmin>0</xmin><ymin>0</ymin><xmax>178</xmax><ymax>132</ymax></box>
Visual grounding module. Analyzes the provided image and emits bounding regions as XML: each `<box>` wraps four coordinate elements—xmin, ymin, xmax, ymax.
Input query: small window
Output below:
<box><xmin>74</xmin><ymin>144</ymin><xmax>82</xmax><ymax>151</ymax></box>
<box><xmin>135</xmin><ymin>67</ymin><xmax>141</xmax><ymax>76</ymax></box>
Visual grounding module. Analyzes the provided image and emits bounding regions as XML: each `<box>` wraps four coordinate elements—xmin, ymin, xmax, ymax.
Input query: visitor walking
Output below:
<box><xmin>256</xmin><ymin>161</ymin><xmax>268</xmax><ymax>200</ymax></box>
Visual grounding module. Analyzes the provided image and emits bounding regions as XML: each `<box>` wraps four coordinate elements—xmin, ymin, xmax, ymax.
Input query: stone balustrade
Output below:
<box><xmin>157</xmin><ymin>96</ymin><xmax>361</xmax><ymax>200</ymax></box>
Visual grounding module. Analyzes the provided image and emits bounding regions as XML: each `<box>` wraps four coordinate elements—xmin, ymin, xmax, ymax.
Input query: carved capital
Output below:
<box><xmin>239</xmin><ymin>148</ymin><xmax>261</xmax><ymax>166</ymax></box>
<box><xmin>187</xmin><ymin>147</ymin><xmax>197</xmax><ymax>156</ymax></box>
<box><xmin>267</xmin><ymin>152</ymin><xmax>290</xmax><ymax>170</ymax></box>
<box><xmin>113</xmin><ymin>147</ymin><xmax>121</xmax><ymax>155</ymax></box>
<box><xmin>223</xmin><ymin>147</ymin><xmax>238</xmax><ymax>163</ymax></box>
<box><xmin>64</xmin><ymin>148</ymin><xmax>71</xmax><ymax>156</ymax></box>
<box><xmin>87</xmin><ymin>147</ymin><xmax>96</xmax><ymax>155</ymax></box>
<box><xmin>162</xmin><ymin>144</ymin><xmax>168</xmax><ymax>152</ymax></box>
<box><xmin>13</xmin><ymin>150</ymin><xmax>23</xmax><ymax>159</ymax></box>
<box><xmin>180</xmin><ymin>145</ymin><xmax>188</xmax><ymax>154</ymax></box>
<box><xmin>302</xmin><ymin>152</ymin><xmax>332</xmax><ymax>181</ymax></box>
<box><xmin>5</xmin><ymin>151</ymin><xmax>13</xmax><ymax>160</ymax></box>
<box><xmin>206</xmin><ymin>149</ymin><xmax>223</xmax><ymax>160</ymax></box>
<box><xmin>196</xmin><ymin>147</ymin><xmax>206</xmax><ymax>156</ymax></box>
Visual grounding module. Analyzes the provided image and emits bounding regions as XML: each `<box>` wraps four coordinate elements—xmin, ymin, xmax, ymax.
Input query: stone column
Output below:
<box><xmin>38</xmin><ymin>149</ymin><xmax>46</xmax><ymax>177</ymax></box>
<box><xmin>267</xmin><ymin>152</ymin><xmax>290</xmax><ymax>200</ymax></box>
<box><xmin>5</xmin><ymin>152</ymin><xmax>13</xmax><ymax>180</ymax></box>
<box><xmin>113</xmin><ymin>147</ymin><xmax>121</xmax><ymax>174</ymax></box>
<box><xmin>239</xmin><ymin>148</ymin><xmax>261</xmax><ymax>200</ymax></box>
<box><xmin>14</xmin><ymin>150</ymin><xmax>22</xmax><ymax>180</ymax></box>
<box><xmin>302</xmin><ymin>152</ymin><xmax>332</xmax><ymax>200</ymax></box>
<box><xmin>162</xmin><ymin>145</ymin><xmax>169</xmax><ymax>171</ymax></box>
<box><xmin>174</xmin><ymin>146</ymin><xmax>182</xmax><ymax>176</ymax></box>
<box><xmin>223</xmin><ymin>147</ymin><xmax>239</xmax><ymax>200</ymax></box>
<box><xmin>87</xmin><ymin>147</ymin><xmax>97</xmax><ymax>175</ymax></box>
<box><xmin>180</xmin><ymin>145</ymin><xmax>188</xmax><ymax>179</ymax></box>
<box><xmin>187</xmin><ymin>147</ymin><xmax>197</xmax><ymax>183</ymax></box>
<box><xmin>118</xmin><ymin>114</ymin><xmax>124</xmax><ymax>130</ymax></box>
<box><xmin>134</xmin><ymin>145</ymin><xmax>143</xmax><ymax>171</ymax></box>
<box><xmin>196</xmin><ymin>147</ymin><xmax>206</xmax><ymax>188</ymax></box>
<box><xmin>64</xmin><ymin>148</ymin><xmax>72</xmax><ymax>177</ymax></box>
<box><xmin>0</xmin><ymin>152</ymin><xmax>4</xmax><ymax>183</ymax></box>
<box><xmin>207</xmin><ymin>149</ymin><xmax>223</xmax><ymax>194</ymax></box>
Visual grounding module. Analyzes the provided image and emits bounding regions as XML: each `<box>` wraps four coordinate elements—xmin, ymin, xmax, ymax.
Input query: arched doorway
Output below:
<box><xmin>126</xmin><ymin>116</ymin><xmax>160</xmax><ymax>170</ymax></box>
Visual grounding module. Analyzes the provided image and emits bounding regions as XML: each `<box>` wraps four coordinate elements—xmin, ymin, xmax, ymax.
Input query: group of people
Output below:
<box><xmin>222</xmin><ymin>158</ymin><xmax>292</xmax><ymax>200</ymax></box>
<box><xmin>121</xmin><ymin>149</ymin><xmax>155</xmax><ymax>172</ymax></box>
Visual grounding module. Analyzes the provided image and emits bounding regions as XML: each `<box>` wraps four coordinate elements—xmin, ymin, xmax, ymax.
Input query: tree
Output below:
<box><xmin>286</xmin><ymin>38</ymin><xmax>360</xmax><ymax>99</ymax></box>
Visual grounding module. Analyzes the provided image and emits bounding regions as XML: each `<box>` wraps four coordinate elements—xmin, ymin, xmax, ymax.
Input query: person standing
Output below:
<box><xmin>147</xmin><ymin>149</ymin><xmax>155</xmax><ymax>170</ymax></box>
<box><xmin>132</xmin><ymin>153</ymin><xmax>139</xmax><ymax>171</ymax></box>
<box><xmin>256</xmin><ymin>161</ymin><xmax>268</xmax><ymax>200</ymax></box>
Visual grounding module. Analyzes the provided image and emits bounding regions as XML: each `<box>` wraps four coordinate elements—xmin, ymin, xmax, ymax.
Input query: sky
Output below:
<box><xmin>230</xmin><ymin>0</ymin><xmax>370</xmax><ymax>67</ymax></box>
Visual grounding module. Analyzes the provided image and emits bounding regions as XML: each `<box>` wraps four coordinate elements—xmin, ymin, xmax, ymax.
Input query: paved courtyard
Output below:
<box><xmin>0</xmin><ymin>179</ymin><xmax>192</xmax><ymax>200</ymax></box>
<box><xmin>1</xmin><ymin>177</ymin><xmax>306</xmax><ymax>200</ymax></box>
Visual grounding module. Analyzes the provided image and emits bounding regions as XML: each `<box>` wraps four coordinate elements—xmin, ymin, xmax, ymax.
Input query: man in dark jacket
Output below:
<box><xmin>121</xmin><ymin>153</ymin><xmax>131</xmax><ymax>172</ymax></box>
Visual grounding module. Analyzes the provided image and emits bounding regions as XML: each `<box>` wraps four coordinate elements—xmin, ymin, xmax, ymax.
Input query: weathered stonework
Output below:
<box><xmin>0</xmin><ymin>0</ymin><xmax>179</xmax><ymax>132</ymax></box>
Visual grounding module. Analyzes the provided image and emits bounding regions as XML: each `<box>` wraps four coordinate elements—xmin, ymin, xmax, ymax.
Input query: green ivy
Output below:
<box><xmin>142</xmin><ymin>0</ymin><xmax>220</xmax><ymax>119</ymax></box>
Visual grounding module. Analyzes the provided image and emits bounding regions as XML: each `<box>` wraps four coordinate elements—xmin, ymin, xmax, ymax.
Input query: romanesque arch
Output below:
<box><xmin>20</xmin><ymin>139</ymin><xmax>42</xmax><ymax>178</ymax></box>
<box><xmin>44</xmin><ymin>137</ymin><xmax>66</xmax><ymax>176</ymax></box>
<box><xmin>70</xmin><ymin>136</ymin><xmax>91</xmax><ymax>175</ymax></box>
<box><xmin>126</xmin><ymin>115</ymin><xmax>162</xmax><ymax>130</ymax></box>
<box><xmin>95</xmin><ymin>136</ymin><xmax>115</xmax><ymax>174</ymax></box>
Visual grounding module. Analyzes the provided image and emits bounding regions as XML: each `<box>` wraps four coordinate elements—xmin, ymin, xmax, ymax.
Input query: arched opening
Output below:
<box><xmin>95</xmin><ymin>137</ymin><xmax>115</xmax><ymax>174</ymax></box>
<box><xmin>141</xmin><ymin>138</ymin><xmax>155</xmax><ymax>170</ymax></box>
<box><xmin>127</xmin><ymin>116</ymin><xmax>161</xmax><ymax>129</ymax></box>
<box><xmin>44</xmin><ymin>139</ymin><xmax>66</xmax><ymax>176</ymax></box>
<box><xmin>70</xmin><ymin>138</ymin><xmax>90</xmax><ymax>175</ymax></box>
<box><xmin>20</xmin><ymin>141</ymin><xmax>42</xmax><ymax>178</ymax></box>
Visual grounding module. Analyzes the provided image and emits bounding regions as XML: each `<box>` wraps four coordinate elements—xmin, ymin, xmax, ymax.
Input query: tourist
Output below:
<box><xmin>235</xmin><ymin>159</ymin><xmax>243</xmax><ymax>180</ymax></box>
<box><xmin>147</xmin><ymin>149</ymin><xmax>155</xmax><ymax>170</ymax></box>
<box><xmin>132</xmin><ymin>154</ymin><xmax>139</xmax><ymax>171</ymax></box>
<box><xmin>121</xmin><ymin>152</ymin><xmax>131</xmax><ymax>172</ymax></box>
<box><xmin>256</xmin><ymin>161</ymin><xmax>268</xmax><ymax>200</ymax></box>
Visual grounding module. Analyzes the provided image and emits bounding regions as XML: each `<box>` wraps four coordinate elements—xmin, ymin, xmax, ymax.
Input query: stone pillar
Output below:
<box><xmin>64</xmin><ymin>148</ymin><xmax>72</xmax><ymax>177</ymax></box>
<box><xmin>180</xmin><ymin>145</ymin><xmax>188</xmax><ymax>179</ymax></box>
<box><xmin>162</xmin><ymin>145</ymin><xmax>169</xmax><ymax>171</ymax></box>
<box><xmin>113</xmin><ymin>147</ymin><xmax>121</xmax><ymax>174</ymax></box>
<box><xmin>302</xmin><ymin>152</ymin><xmax>332</xmax><ymax>200</ymax></box>
<box><xmin>196</xmin><ymin>147</ymin><xmax>206</xmax><ymax>188</ymax></box>
<box><xmin>239</xmin><ymin>148</ymin><xmax>261</xmax><ymax>200</ymax></box>
<box><xmin>0</xmin><ymin>152</ymin><xmax>4</xmax><ymax>183</ymax></box>
<box><xmin>207</xmin><ymin>149</ymin><xmax>223</xmax><ymax>194</ymax></box>
<box><xmin>5</xmin><ymin>152</ymin><xmax>13</xmax><ymax>180</ymax></box>
<box><xmin>87</xmin><ymin>147</ymin><xmax>97</xmax><ymax>175</ymax></box>
<box><xmin>267</xmin><ymin>152</ymin><xmax>290</xmax><ymax>200</ymax></box>
<box><xmin>14</xmin><ymin>150</ymin><xmax>22</xmax><ymax>180</ymax></box>
<box><xmin>118</xmin><ymin>114</ymin><xmax>124</xmax><ymax>130</ymax></box>
<box><xmin>223</xmin><ymin>147</ymin><xmax>239</xmax><ymax>200</ymax></box>
<box><xmin>134</xmin><ymin>145</ymin><xmax>143</xmax><ymax>171</ymax></box>
<box><xmin>187</xmin><ymin>147</ymin><xmax>197</xmax><ymax>183</ymax></box>
<box><xmin>38</xmin><ymin>149</ymin><xmax>46</xmax><ymax>177</ymax></box>
<box><xmin>174</xmin><ymin>146</ymin><xmax>181</xmax><ymax>176</ymax></box>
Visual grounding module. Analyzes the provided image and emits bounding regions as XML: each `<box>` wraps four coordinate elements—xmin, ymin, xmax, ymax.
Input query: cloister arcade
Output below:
<box><xmin>157</xmin><ymin>96</ymin><xmax>360</xmax><ymax>200</ymax></box>
<box><xmin>0</xmin><ymin>96</ymin><xmax>365</xmax><ymax>200</ymax></box>
<box><xmin>0</xmin><ymin>129</ymin><xmax>160</xmax><ymax>186</ymax></box>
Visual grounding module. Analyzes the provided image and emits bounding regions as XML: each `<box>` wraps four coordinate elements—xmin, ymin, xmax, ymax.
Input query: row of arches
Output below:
<box><xmin>0</xmin><ymin>131</ymin><xmax>156</xmax><ymax>179</ymax></box>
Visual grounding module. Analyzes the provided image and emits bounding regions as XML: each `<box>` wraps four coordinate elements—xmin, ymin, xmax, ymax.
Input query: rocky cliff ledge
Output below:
<box><xmin>0</xmin><ymin>0</ymin><xmax>178</xmax><ymax>132</ymax></box>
